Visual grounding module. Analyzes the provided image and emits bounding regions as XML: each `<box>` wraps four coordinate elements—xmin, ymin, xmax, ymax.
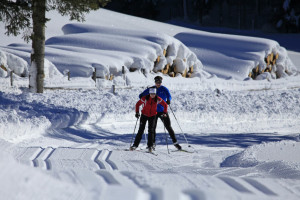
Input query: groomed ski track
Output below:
<box><xmin>13</xmin><ymin>143</ymin><xmax>300</xmax><ymax>200</ymax></box>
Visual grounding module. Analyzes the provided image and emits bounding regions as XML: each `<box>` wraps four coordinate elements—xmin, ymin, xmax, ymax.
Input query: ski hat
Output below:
<box><xmin>149</xmin><ymin>87</ymin><xmax>156</xmax><ymax>94</ymax></box>
<box><xmin>154</xmin><ymin>76</ymin><xmax>162</xmax><ymax>82</ymax></box>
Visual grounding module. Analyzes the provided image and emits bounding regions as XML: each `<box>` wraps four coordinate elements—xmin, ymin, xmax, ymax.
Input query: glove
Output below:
<box><xmin>135</xmin><ymin>113</ymin><xmax>140</xmax><ymax>119</ymax></box>
<box><xmin>166</xmin><ymin>100</ymin><xmax>170</xmax><ymax>105</ymax></box>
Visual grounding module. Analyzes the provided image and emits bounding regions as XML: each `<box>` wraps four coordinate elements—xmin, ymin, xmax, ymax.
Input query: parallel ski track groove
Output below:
<box><xmin>145</xmin><ymin>188</ymin><xmax>164</xmax><ymax>200</ymax></box>
<box><xmin>219</xmin><ymin>177</ymin><xmax>253</xmax><ymax>193</ymax></box>
<box><xmin>44</xmin><ymin>148</ymin><xmax>55</xmax><ymax>170</ymax></box>
<box><xmin>93</xmin><ymin>150</ymin><xmax>106</xmax><ymax>169</ymax></box>
<box><xmin>182</xmin><ymin>189</ymin><xmax>206</xmax><ymax>200</ymax></box>
<box><xmin>243</xmin><ymin>178</ymin><xmax>278</xmax><ymax>196</ymax></box>
<box><xmin>121</xmin><ymin>171</ymin><xmax>149</xmax><ymax>188</ymax></box>
<box><xmin>31</xmin><ymin>147</ymin><xmax>44</xmax><ymax>167</ymax></box>
<box><xmin>105</xmin><ymin>150</ymin><xmax>118</xmax><ymax>170</ymax></box>
<box><xmin>12</xmin><ymin>146</ymin><xmax>300</xmax><ymax>199</ymax></box>
<box><xmin>96</xmin><ymin>170</ymin><xmax>120</xmax><ymax>185</ymax></box>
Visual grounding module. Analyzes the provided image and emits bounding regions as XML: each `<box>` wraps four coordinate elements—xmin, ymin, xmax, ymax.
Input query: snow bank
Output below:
<box><xmin>0</xmin><ymin>108</ymin><xmax>50</xmax><ymax>143</ymax></box>
<box><xmin>242</xmin><ymin>140</ymin><xmax>300</xmax><ymax>164</ymax></box>
<box><xmin>221</xmin><ymin>141</ymin><xmax>300</xmax><ymax>179</ymax></box>
<box><xmin>0</xmin><ymin>90</ymin><xmax>91</xmax><ymax>143</ymax></box>
<box><xmin>0</xmin><ymin>92</ymin><xmax>50</xmax><ymax>143</ymax></box>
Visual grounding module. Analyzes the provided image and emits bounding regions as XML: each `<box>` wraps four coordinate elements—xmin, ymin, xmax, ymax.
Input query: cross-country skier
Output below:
<box><xmin>139</xmin><ymin>76</ymin><xmax>182</xmax><ymax>150</ymax></box>
<box><xmin>130</xmin><ymin>87</ymin><xmax>168</xmax><ymax>152</ymax></box>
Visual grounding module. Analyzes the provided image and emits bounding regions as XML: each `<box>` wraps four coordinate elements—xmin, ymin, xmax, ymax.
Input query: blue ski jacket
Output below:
<box><xmin>139</xmin><ymin>85</ymin><xmax>172</xmax><ymax>112</ymax></box>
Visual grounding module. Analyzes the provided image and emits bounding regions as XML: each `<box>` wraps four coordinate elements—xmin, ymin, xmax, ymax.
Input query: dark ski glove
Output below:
<box><xmin>166</xmin><ymin>100</ymin><xmax>170</xmax><ymax>105</ymax></box>
<box><xmin>135</xmin><ymin>113</ymin><xmax>140</xmax><ymax>119</ymax></box>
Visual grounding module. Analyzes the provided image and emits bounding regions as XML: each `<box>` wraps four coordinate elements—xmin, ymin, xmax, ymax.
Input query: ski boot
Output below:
<box><xmin>129</xmin><ymin>145</ymin><xmax>137</xmax><ymax>151</ymax></box>
<box><xmin>174</xmin><ymin>143</ymin><xmax>182</xmax><ymax>150</ymax></box>
<box><xmin>147</xmin><ymin>146</ymin><xmax>155</xmax><ymax>153</ymax></box>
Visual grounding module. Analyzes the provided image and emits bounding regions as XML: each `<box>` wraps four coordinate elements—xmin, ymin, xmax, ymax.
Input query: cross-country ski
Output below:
<box><xmin>171</xmin><ymin>149</ymin><xmax>194</xmax><ymax>153</ymax></box>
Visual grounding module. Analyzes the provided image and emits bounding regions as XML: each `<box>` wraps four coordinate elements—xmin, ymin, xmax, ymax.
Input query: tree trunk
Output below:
<box><xmin>30</xmin><ymin>0</ymin><xmax>46</xmax><ymax>93</ymax></box>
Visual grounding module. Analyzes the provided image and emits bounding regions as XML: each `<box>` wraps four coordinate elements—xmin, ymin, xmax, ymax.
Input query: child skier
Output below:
<box><xmin>131</xmin><ymin>87</ymin><xmax>168</xmax><ymax>152</ymax></box>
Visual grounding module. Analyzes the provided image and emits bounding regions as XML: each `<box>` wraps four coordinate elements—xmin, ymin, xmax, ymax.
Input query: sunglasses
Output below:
<box><xmin>155</xmin><ymin>81</ymin><xmax>162</xmax><ymax>84</ymax></box>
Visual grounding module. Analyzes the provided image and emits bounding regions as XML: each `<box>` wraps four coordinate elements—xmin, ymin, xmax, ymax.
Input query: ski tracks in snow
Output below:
<box><xmin>13</xmin><ymin>146</ymin><xmax>300</xmax><ymax>200</ymax></box>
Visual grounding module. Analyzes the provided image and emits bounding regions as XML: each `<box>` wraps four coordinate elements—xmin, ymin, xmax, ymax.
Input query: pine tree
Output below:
<box><xmin>0</xmin><ymin>0</ymin><xmax>110</xmax><ymax>93</ymax></box>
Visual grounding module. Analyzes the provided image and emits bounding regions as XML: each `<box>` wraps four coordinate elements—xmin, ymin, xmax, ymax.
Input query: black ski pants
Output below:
<box><xmin>133</xmin><ymin>114</ymin><xmax>156</xmax><ymax>148</ymax></box>
<box><xmin>154</xmin><ymin>112</ymin><xmax>177</xmax><ymax>144</ymax></box>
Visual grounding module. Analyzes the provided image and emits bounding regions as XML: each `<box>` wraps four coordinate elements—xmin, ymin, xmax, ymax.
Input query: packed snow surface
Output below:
<box><xmin>0</xmin><ymin>9</ymin><xmax>300</xmax><ymax>200</ymax></box>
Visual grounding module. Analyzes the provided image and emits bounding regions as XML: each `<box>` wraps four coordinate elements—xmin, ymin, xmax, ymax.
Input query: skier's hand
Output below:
<box><xmin>161</xmin><ymin>113</ymin><xmax>167</xmax><ymax>118</ymax></box>
<box><xmin>135</xmin><ymin>113</ymin><xmax>140</xmax><ymax>119</ymax></box>
<box><xmin>166</xmin><ymin>100</ymin><xmax>170</xmax><ymax>105</ymax></box>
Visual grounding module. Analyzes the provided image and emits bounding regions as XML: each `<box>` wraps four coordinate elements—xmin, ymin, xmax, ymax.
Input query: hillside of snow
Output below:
<box><xmin>0</xmin><ymin>9</ymin><xmax>300</xmax><ymax>200</ymax></box>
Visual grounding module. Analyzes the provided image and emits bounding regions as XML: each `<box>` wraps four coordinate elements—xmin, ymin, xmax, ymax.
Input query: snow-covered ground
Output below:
<box><xmin>1</xmin><ymin>9</ymin><xmax>300</xmax><ymax>200</ymax></box>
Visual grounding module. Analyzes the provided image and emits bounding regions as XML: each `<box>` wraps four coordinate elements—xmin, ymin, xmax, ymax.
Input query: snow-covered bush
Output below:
<box><xmin>0</xmin><ymin>50</ymin><xmax>28</xmax><ymax>77</ymax></box>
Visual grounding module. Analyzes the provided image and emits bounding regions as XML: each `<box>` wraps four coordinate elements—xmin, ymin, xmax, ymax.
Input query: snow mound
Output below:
<box><xmin>175</xmin><ymin>32</ymin><xmax>298</xmax><ymax>80</ymax></box>
<box><xmin>221</xmin><ymin>140</ymin><xmax>300</xmax><ymax>168</ymax></box>
<box><xmin>1</xmin><ymin>23</ymin><xmax>208</xmax><ymax>85</ymax></box>
<box><xmin>0</xmin><ymin>50</ymin><xmax>28</xmax><ymax>77</ymax></box>
<box><xmin>244</xmin><ymin>140</ymin><xmax>300</xmax><ymax>163</ymax></box>
<box><xmin>50</xmin><ymin>23</ymin><xmax>205</xmax><ymax>78</ymax></box>
<box><xmin>0</xmin><ymin>49</ymin><xmax>63</xmax><ymax>79</ymax></box>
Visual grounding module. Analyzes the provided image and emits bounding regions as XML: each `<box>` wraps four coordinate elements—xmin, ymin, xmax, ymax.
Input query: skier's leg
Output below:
<box><xmin>147</xmin><ymin>116</ymin><xmax>156</xmax><ymax>148</ymax></box>
<box><xmin>162</xmin><ymin>113</ymin><xmax>177</xmax><ymax>143</ymax></box>
<box><xmin>133</xmin><ymin>115</ymin><xmax>147</xmax><ymax>147</ymax></box>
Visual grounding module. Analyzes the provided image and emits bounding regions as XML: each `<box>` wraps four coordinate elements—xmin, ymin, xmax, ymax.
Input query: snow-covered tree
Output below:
<box><xmin>0</xmin><ymin>0</ymin><xmax>110</xmax><ymax>93</ymax></box>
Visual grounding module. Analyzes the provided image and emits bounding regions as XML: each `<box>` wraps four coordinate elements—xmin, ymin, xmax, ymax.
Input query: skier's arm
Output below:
<box><xmin>164</xmin><ymin>87</ymin><xmax>172</xmax><ymax>102</ymax></box>
<box><xmin>135</xmin><ymin>97</ymin><xmax>145</xmax><ymax>113</ymax></box>
<box><xmin>158</xmin><ymin>98</ymin><xmax>168</xmax><ymax>113</ymax></box>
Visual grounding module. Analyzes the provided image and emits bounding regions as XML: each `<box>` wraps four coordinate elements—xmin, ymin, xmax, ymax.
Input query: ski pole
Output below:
<box><xmin>169</xmin><ymin>105</ymin><xmax>191</xmax><ymax>147</ymax></box>
<box><xmin>129</xmin><ymin>117</ymin><xmax>139</xmax><ymax>148</ymax></box>
<box><xmin>144</xmin><ymin>130</ymin><xmax>148</xmax><ymax>145</ymax></box>
<box><xmin>162</xmin><ymin>117</ymin><xmax>170</xmax><ymax>154</ymax></box>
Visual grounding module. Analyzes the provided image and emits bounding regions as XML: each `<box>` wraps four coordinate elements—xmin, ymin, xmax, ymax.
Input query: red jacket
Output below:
<box><xmin>136</xmin><ymin>95</ymin><xmax>167</xmax><ymax>117</ymax></box>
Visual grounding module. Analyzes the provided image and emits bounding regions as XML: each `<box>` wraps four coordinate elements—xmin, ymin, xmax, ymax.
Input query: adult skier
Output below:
<box><xmin>131</xmin><ymin>87</ymin><xmax>168</xmax><ymax>152</ymax></box>
<box><xmin>139</xmin><ymin>76</ymin><xmax>182</xmax><ymax>150</ymax></box>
